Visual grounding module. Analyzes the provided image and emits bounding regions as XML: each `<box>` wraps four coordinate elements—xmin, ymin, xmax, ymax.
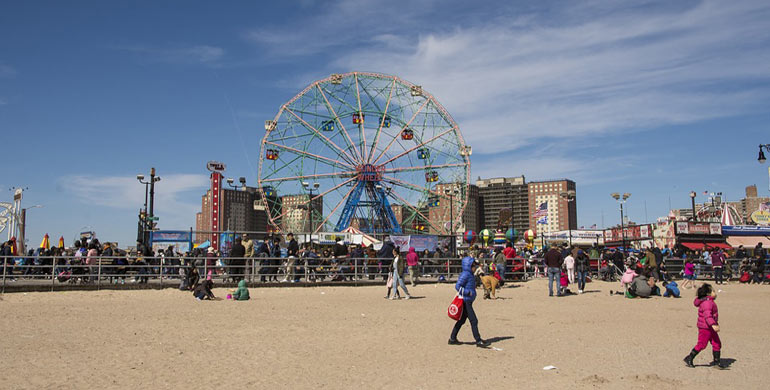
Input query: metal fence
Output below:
<box><xmin>0</xmin><ymin>255</ymin><xmax>751</xmax><ymax>293</ymax></box>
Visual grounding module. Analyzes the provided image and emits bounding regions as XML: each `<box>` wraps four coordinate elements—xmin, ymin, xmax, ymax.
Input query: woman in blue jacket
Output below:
<box><xmin>449</xmin><ymin>257</ymin><xmax>488</xmax><ymax>347</ymax></box>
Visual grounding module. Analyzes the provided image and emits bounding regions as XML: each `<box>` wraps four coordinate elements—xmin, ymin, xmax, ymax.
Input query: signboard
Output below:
<box><xmin>151</xmin><ymin>231</ymin><xmax>192</xmax><ymax>242</ymax></box>
<box><xmin>206</xmin><ymin>161</ymin><xmax>226</xmax><ymax>172</ymax></box>
<box><xmin>721</xmin><ymin>225</ymin><xmax>770</xmax><ymax>236</ymax></box>
<box><xmin>750</xmin><ymin>210</ymin><xmax>770</xmax><ymax>226</ymax></box>
<box><xmin>408</xmin><ymin>235</ymin><xmax>438</xmax><ymax>252</ymax></box>
<box><xmin>390</xmin><ymin>235</ymin><xmax>410</xmax><ymax>250</ymax></box>
<box><xmin>603</xmin><ymin>224</ymin><xmax>654</xmax><ymax>242</ymax></box>
<box><xmin>674</xmin><ymin>222</ymin><xmax>722</xmax><ymax>235</ymax></box>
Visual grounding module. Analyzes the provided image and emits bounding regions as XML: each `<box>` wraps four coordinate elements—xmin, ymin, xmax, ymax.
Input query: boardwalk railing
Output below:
<box><xmin>0</xmin><ymin>255</ymin><xmax>750</xmax><ymax>293</ymax></box>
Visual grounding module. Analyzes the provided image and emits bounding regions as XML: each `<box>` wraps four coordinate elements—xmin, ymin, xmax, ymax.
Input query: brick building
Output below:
<box><xmin>528</xmin><ymin>179</ymin><xmax>577</xmax><ymax>235</ymax></box>
<box><xmin>476</xmin><ymin>176</ymin><xmax>529</xmax><ymax>235</ymax></box>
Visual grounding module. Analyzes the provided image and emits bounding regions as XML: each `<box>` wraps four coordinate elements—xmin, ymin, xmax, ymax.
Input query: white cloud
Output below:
<box><xmin>115</xmin><ymin>45</ymin><xmax>225</xmax><ymax>64</ymax></box>
<box><xmin>60</xmin><ymin>173</ymin><xmax>209</xmax><ymax>229</ymax></box>
<box><xmin>248</xmin><ymin>0</ymin><xmax>770</xmax><ymax>156</ymax></box>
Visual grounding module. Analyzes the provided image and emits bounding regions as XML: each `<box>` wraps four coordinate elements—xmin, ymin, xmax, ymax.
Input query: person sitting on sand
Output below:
<box><xmin>231</xmin><ymin>280</ymin><xmax>250</xmax><ymax>300</ymax></box>
<box><xmin>193</xmin><ymin>279</ymin><xmax>215</xmax><ymax>300</ymax></box>
<box><xmin>481</xmin><ymin>274</ymin><xmax>499</xmax><ymax>299</ymax></box>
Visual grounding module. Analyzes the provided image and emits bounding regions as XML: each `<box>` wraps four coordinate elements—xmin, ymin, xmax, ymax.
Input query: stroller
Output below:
<box><xmin>598</xmin><ymin>259</ymin><xmax>624</xmax><ymax>282</ymax></box>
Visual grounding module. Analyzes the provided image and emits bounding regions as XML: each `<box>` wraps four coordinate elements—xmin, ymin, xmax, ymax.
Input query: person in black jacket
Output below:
<box><xmin>575</xmin><ymin>250</ymin><xmax>591</xmax><ymax>293</ymax></box>
<box><xmin>229</xmin><ymin>238</ymin><xmax>246</xmax><ymax>282</ymax></box>
<box><xmin>544</xmin><ymin>245</ymin><xmax>564</xmax><ymax>297</ymax></box>
<box><xmin>281</xmin><ymin>233</ymin><xmax>299</xmax><ymax>282</ymax></box>
<box><xmin>377</xmin><ymin>237</ymin><xmax>396</xmax><ymax>281</ymax></box>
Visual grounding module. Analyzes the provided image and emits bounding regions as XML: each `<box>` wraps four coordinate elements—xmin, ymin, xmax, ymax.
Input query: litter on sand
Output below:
<box><xmin>491</xmin><ymin>347</ymin><xmax>503</xmax><ymax>351</ymax></box>
<box><xmin>543</xmin><ymin>366</ymin><xmax>557</xmax><ymax>371</ymax></box>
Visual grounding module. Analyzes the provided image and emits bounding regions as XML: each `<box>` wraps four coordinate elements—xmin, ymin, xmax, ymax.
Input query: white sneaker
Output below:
<box><xmin>388</xmin><ymin>296</ymin><xmax>395</xmax><ymax>300</ymax></box>
<box><xmin>405</xmin><ymin>295</ymin><xmax>411</xmax><ymax>300</ymax></box>
<box><xmin>578</xmin><ymin>290</ymin><xmax>583</xmax><ymax>294</ymax></box>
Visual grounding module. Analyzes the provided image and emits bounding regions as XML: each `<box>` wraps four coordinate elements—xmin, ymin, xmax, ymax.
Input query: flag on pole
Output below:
<box><xmin>537</xmin><ymin>215</ymin><xmax>548</xmax><ymax>224</ymax></box>
<box><xmin>533</xmin><ymin>201</ymin><xmax>548</xmax><ymax>218</ymax></box>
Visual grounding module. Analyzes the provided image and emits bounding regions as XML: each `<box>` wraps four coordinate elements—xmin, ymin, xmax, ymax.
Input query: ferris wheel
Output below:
<box><xmin>258</xmin><ymin>72</ymin><xmax>471</xmax><ymax>235</ymax></box>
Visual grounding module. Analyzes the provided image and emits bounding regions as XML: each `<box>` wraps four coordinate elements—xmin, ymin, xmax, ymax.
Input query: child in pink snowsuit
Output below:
<box><xmin>683</xmin><ymin>283</ymin><xmax>724</xmax><ymax>368</ymax></box>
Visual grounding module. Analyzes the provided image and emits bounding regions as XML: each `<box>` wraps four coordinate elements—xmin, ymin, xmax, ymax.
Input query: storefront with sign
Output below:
<box><xmin>674</xmin><ymin>221</ymin><xmax>730</xmax><ymax>251</ymax></box>
<box><xmin>542</xmin><ymin>230</ymin><xmax>604</xmax><ymax>246</ymax></box>
<box><xmin>722</xmin><ymin>225</ymin><xmax>770</xmax><ymax>249</ymax></box>
<box><xmin>602</xmin><ymin>224</ymin><xmax>654</xmax><ymax>250</ymax></box>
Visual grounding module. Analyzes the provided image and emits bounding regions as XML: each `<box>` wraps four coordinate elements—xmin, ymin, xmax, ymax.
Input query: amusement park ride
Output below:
<box><xmin>258</xmin><ymin>72</ymin><xmax>471</xmax><ymax>235</ymax></box>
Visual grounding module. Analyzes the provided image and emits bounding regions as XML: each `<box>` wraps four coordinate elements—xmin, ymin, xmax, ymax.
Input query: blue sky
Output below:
<box><xmin>2</xmin><ymin>0</ymin><xmax>770</xmax><ymax>247</ymax></box>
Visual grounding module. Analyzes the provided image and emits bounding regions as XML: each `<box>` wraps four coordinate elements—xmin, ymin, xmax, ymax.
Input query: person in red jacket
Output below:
<box><xmin>684</xmin><ymin>283</ymin><xmax>725</xmax><ymax>368</ymax></box>
<box><xmin>405</xmin><ymin>247</ymin><xmax>420</xmax><ymax>287</ymax></box>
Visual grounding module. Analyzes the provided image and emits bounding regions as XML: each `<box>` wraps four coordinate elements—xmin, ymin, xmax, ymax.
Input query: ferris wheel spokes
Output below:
<box><xmin>316</xmin><ymin>84</ymin><xmax>364</xmax><ymax>162</ymax></box>
<box><xmin>371</xmin><ymin>97</ymin><xmax>431</xmax><ymax>165</ymax></box>
<box><xmin>263</xmin><ymin>141</ymin><xmax>356</xmax><ymax>171</ymax></box>
<box><xmin>353</xmin><ymin>73</ymin><xmax>366</xmax><ymax>162</ymax></box>
<box><xmin>283</xmin><ymin>107</ymin><xmax>358</xmax><ymax>165</ymax></box>
<box><xmin>381</xmin><ymin>163</ymin><xmax>467</xmax><ymax>175</ymax></box>
<box><xmin>312</xmin><ymin>182</ymin><xmax>360</xmax><ymax>234</ymax></box>
<box><xmin>259</xmin><ymin>170</ymin><xmax>357</xmax><ymax>183</ymax></box>
<box><xmin>271</xmin><ymin>176</ymin><xmax>357</xmax><ymax>222</ymax></box>
<box><xmin>367</xmin><ymin>78</ymin><xmax>397</xmax><ymax>164</ymax></box>
<box><xmin>377</xmin><ymin>127</ymin><xmax>457</xmax><ymax>167</ymax></box>
<box><xmin>383</xmin><ymin>186</ymin><xmax>444</xmax><ymax>234</ymax></box>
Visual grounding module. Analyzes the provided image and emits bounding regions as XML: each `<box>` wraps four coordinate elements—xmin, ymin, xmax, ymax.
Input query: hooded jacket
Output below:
<box><xmin>455</xmin><ymin>257</ymin><xmax>477</xmax><ymax>302</ymax></box>
<box><xmin>233</xmin><ymin>280</ymin><xmax>250</xmax><ymax>301</ymax></box>
<box><xmin>664</xmin><ymin>281</ymin><xmax>680</xmax><ymax>298</ymax></box>
<box><xmin>630</xmin><ymin>274</ymin><xmax>651</xmax><ymax>297</ymax></box>
<box><xmin>694</xmin><ymin>296</ymin><xmax>718</xmax><ymax>329</ymax></box>
<box><xmin>406</xmin><ymin>247</ymin><xmax>419</xmax><ymax>267</ymax></box>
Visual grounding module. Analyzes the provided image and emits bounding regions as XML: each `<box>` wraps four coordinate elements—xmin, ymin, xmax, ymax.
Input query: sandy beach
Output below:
<box><xmin>1</xmin><ymin>279</ymin><xmax>768</xmax><ymax>389</ymax></box>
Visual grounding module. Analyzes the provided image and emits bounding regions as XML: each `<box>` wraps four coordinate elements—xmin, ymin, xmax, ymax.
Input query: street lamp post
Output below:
<box><xmin>137</xmin><ymin>169</ymin><xmax>161</xmax><ymax>243</ymax></box>
<box><xmin>689</xmin><ymin>191</ymin><xmax>697</xmax><ymax>222</ymax></box>
<box><xmin>758</xmin><ymin>144</ymin><xmax>770</xmax><ymax>192</ymax></box>
<box><xmin>303</xmin><ymin>182</ymin><xmax>320</xmax><ymax>236</ymax></box>
<box><xmin>506</xmin><ymin>188</ymin><xmax>515</xmax><ymax>245</ymax></box>
<box><xmin>17</xmin><ymin>204</ymin><xmax>43</xmax><ymax>256</ymax></box>
<box><xmin>445</xmin><ymin>187</ymin><xmax>460</xmax><ymax>257</ymax></box>
<box><xmin>560</xmin><ymin>190</ymin><xmax>576</xmax><ymax>247</ymax></box>
<box><xmin>611</xmin><ymin>193</ymin><xmax>631</xmax><ymax>254</ymax></box>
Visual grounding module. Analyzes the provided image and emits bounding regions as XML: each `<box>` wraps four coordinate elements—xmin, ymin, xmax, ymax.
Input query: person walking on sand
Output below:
<box><xmin>544</xmin><ymin>245</ymin><xmax>564</xmax><ymax>297</ymax></box>
<box><xmin>564</xmin><ymin>251</ymin><xmax>575</xmax><ymax>284</ymax></box>
<box><xmin>683</xmin><ymin>283</ymin><xmax>725</xmax><ymax>368</ymax></box>
<box><xmin>389</xmin><ymin>247</ymin><xmax>411</xmax><ymax>299</ymax></box>
<box><xmin>406</xmin><ymin>247</ymin><xmax>420</xmax><ymax>287</ymax></box>
<box><xmin>448</xmin><ymin>257</ymin><xmax>488</xmax><ymax>348</ymax></box>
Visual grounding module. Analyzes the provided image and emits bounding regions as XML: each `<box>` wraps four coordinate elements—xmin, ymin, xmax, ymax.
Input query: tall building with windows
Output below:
<box><xmin>476</xmin><ymin>176</ymin><xmax>529</xmax><ymax>235</ymax></box>
<box><xmin>195</xmin><ymin>185</ymin><xmax>270</xmax><ymax>244</ymax></box>
<box><xmin>528</xmin><ymin>179</ymin><xmax>577</xmax><ymax>234</ymax></box>
<box><xmin>279</xmin><ymin>194</ymin><xmax>324</xmax><ymax>233</ymax></box>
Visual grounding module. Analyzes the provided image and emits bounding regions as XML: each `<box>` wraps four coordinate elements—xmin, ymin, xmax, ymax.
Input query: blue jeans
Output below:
<box><xmin>450</xmin><ymin>299</ymin><xmax>482</xmax><ymax>342</ymax></box>
<box><xmin>547</xmin><ymin>267</ymin><xmax>561</xmax><ymax>296</ymax></box>
<box><xmin>496</xmin><ymin>264</ymin><xmax>506</xmax><ymax>280</ymax></box>
<box><xmin>577</xmin><ymin>270</ymin><xmax>588</xmax><ymax>291</ymax></box>
<box><xmin>391</xmin><ymin>271</ymin><xmax>409</xmax><ymax>297</ymax></box>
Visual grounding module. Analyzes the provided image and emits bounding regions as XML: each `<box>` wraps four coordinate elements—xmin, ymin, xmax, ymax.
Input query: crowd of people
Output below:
<box><xmin>2</xmin><ymin>235</ymin><xmax>768</xmax><ymax>290</ymax></box>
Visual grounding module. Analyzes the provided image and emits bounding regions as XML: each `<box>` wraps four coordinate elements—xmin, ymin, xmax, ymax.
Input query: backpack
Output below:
<box><xmin>739</xmin><ymin>272</ymin><xmax>751</xmax><ymax>283</ymax></box>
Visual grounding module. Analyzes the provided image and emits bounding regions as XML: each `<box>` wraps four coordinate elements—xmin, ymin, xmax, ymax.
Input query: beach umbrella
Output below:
<box><xmin>479</xmin><ymin>229</ymin><xmax>491</xmax><ymax>246</ymax></box>
<box><xmin>58</xmin><ymin>236</ymin><xmax>65</xmax><ymax>249</ymax></box>
<box><xmin>505</xmin><ymin>228</ymin><xmax>517</xmax><ymax>242</ymax></box>
<box><xmin>463</xmin><ymin>230</ymin><xmax>476</xmax><ymax>244</ymax></box>
<box><xmin>40</xmin><ymin>233</ymin><xmax>50</xmax><ymax>249</ymax></box>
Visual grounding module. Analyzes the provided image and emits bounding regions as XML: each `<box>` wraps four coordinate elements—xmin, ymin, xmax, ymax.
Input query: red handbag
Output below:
<box><xmin>448</xmin><ymin>289</ymin><xmax>464</xmax><ymax>321</ymax></box>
